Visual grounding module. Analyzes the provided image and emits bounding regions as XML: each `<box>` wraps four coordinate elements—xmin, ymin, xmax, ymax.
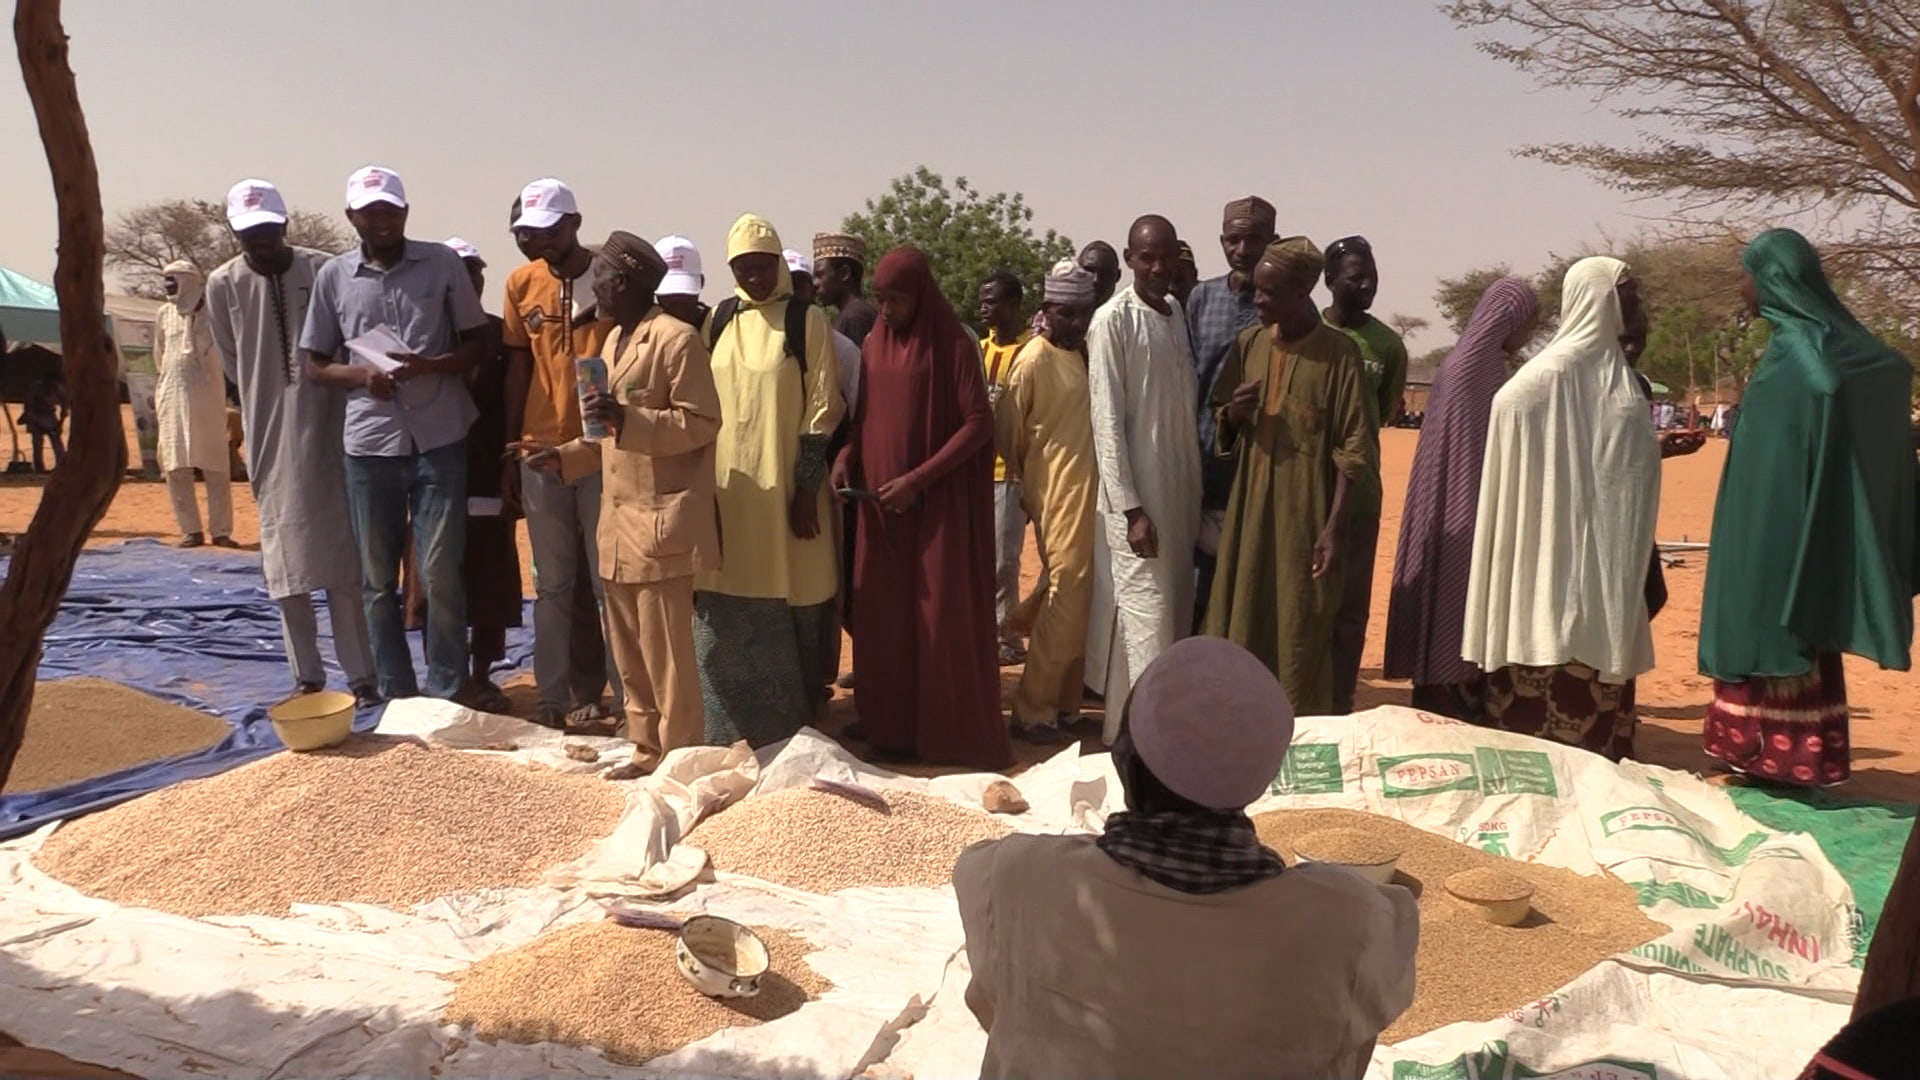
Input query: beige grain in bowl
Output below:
<box><xmin>1445</xmin><ymin>867</ymin><xmax>1536</xmax><ymax>926</ymax></box>
<box><xmin>1291</xmin><ymin>827</ymin><xmax>1401</xmax><ymax>885</ymax></box>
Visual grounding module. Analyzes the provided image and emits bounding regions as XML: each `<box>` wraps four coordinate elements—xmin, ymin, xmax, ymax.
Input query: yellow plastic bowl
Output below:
<box><xmin>267</xmin><ymin>690</ymin><xmax>356</xmax><ymax>752</ymax></box>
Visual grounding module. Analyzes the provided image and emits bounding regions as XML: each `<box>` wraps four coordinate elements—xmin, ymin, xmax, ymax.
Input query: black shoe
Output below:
<box><xmin>836</xmin><ymin>672</ymin><xmax>857</xmax><ymax>690</ymax></box>
<box><xmin>211</xmin><ymin>536</ymin><xmax>241</xmax><ymax>549</ymax></box>
<box><xmin>351</xmin><ymin>684</ymin><xmax>383</xmax><ymax>711</ymax></box>
<box><xmin>178</xmin><ymin>533</ymin><xmax>205</xmax><ymax>549</ymax></box>
<box><xmin>295</xmin><ymin>681</ymin><xmax>325</xmax><ymax>696</ymax></box>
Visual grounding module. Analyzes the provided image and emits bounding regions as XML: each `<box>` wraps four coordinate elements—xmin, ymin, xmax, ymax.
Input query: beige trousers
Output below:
<box><xmin>603</xmin><ymin>575</ymin><xmax>701</xmax><ymax>768</ymax></box>
<box><xmin>166</xmin><ymin>467</ymin><xmax>233</xmax><ymax>539</ymax></box>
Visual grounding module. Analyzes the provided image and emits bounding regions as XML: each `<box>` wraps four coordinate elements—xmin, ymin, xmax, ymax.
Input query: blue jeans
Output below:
<box><xmin>345</xmin><ymin>442</ymin><xmax>469</xmax><ymax>700</ymax></box>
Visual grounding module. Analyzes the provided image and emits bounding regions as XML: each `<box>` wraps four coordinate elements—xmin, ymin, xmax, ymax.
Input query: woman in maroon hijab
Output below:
<box><xmin>830</xmin><ymin>247</ymin><xmax>1012</xmax><ymax>770</ymax></box>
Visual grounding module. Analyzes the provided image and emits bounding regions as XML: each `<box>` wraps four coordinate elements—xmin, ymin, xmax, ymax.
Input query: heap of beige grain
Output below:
<box><xmin>1254</xmin><ymin>807</ymin><xmax>1667</xmax><ymax>1042</ymax></box>
<box><xmin>5</xmin><ymin>679</ymin><xmax>229</xmax><ymax>794</ymax></box>
<box><xmin>35</xmin><ymin>736</ymin><xmax>626</xmax><ymax>916</ymax></box>
<box><xmin>687</xmin><ymin>785</ymin><xmax>1012</xmax><ymax>892</ymax></box>
<box><xmin>444</xmin><ymin>920</ymin><xmax>830</xmax><ymax>1066</ymax></box>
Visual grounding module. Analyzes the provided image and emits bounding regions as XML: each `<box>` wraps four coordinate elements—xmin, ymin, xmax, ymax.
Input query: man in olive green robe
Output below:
<box><xmin>1203</xmin><ymin>238</ymin><xmax>1371</xmax><ymax>715</ymax></box>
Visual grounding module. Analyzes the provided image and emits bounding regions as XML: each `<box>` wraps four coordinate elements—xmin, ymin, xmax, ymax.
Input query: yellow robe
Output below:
<box><xmin>695</xmin><ymin>214</ymin><xmax>844</xmax><ymax>605</ymax></box>
<box><xmin>994</xmin><ymin>337</ymin><xmax>1097</xmax><ymax>726</ymax></box>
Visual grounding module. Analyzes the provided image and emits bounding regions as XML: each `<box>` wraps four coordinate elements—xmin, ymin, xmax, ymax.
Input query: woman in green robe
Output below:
<box><xmin>1204</xmin><ymin>238</ymin><xmax>1372</xmax><ymax>715</ymax></box>
<box><xmin>1698</xmin><ymin>228</ymin><xmax>1918</xmax><ymax>787</ymax></box>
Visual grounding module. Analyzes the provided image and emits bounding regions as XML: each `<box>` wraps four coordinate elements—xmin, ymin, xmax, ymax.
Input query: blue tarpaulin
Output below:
<box><xmin>0</xmin><ymin>540</ymin><xmax>532</xmax><ymax>838</ymax></box>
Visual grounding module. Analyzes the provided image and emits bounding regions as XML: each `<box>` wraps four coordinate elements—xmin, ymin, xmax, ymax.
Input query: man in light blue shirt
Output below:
<box><xmin>300</xmin><ymin>165</ymin><xmax>488</xmax><ymax>702</ymax></box>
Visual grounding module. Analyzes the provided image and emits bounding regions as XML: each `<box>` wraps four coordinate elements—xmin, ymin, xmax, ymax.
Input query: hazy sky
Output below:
<box><xmin>0</xmin><ymin>0</ymin><xmax>1667</xmax><ymax>351</ymax></box>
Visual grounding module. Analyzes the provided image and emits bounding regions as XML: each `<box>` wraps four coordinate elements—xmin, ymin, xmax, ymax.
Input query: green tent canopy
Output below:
<box><xmin>0</xmin><ymin>266</ymin><xmax>62</xmax><ymax>346</ymax></box>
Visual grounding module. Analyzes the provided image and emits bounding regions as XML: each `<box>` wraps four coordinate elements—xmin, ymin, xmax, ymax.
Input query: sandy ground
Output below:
<box><xmin>2</xmin><ymin>414</ymin><xmax>1915</xmax><ymax>804</ymax></box>
<box><xmin>1</xmin><ymin>416</ymin><xmax>1916</xmax><ymax>1078</ymax></box>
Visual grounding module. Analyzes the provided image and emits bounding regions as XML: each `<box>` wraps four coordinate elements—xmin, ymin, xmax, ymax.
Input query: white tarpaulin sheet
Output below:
<box><xmin>0</xmin><ymin>701</ymin><xmax>1858</xmax><ymax>1079</ymax></box>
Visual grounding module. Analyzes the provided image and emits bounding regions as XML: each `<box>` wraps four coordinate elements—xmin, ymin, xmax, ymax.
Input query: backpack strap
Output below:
<box><xmin>706</xmin><ymin>296</ymin><xmax>740</xmax><ymax>352</ymax></box>
<box><xmin>784</xmin><ymin>297</ymin><xmax>809</xmax><ymax>375</ymax></box>
<box><xmin>706</xmin><ymin>295</ymin><xmax>809</xmax><ymax>375</ymax></box>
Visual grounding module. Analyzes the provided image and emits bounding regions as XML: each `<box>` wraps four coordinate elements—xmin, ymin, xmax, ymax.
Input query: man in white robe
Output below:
<box><xmin>155</xmin><ymin>260</ymin><xmax>236</xmax><ymax>548</ymax></box>
<box><xmin>205</xmin><ymin>180</ymin><xmax>378</xmax><ymax>706</ymax></box>
<box><xmin>1085</xmin><ymin>215</ymin><xmax>1202</xmax><ymax>737</ymax></box>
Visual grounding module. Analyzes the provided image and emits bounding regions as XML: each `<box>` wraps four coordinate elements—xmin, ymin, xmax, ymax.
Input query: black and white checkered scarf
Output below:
<box><xmin>1097</xmin><ymin>810</ymin><xmax>1286</xmax><ymax>895</ymax></box>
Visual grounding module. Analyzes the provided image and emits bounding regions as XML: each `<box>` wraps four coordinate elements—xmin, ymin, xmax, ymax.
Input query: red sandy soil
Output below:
<box><xmin>0</xmin><ymin>416</ymin><xmax>1914</xmax><ymax>1078</ymax></box>
<box><xmin>0</xmin><ymin>415</ymin><xmax>1913</xmax><ymax>802</ymax></box>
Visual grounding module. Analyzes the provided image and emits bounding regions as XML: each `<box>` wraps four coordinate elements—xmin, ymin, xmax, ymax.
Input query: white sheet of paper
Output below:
<box><xmin>344</xmin><ymin>325</ymin><xmax>409</xmax><ymax>373</ymax></box>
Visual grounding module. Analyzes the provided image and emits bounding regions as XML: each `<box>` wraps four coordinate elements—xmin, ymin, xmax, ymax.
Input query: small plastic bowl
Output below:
<box><xmin>267</xmin><ymin>690</ymin><xmax>356</xmax><ymax>752</ymax></box>
<box><xmin>1445</xmin><ymin>868</ymin><xmax>1536</xmax><ymax>926</ymax></box>
<box><xmin>676</xmin><ymin>915</ymin><xmax>770</xmax><ymax>1000</ymax></box>
<box><xmin>1291</xmin><ymin>828</ymin><xmax>1401</xmax><ymax>886</ymax></box>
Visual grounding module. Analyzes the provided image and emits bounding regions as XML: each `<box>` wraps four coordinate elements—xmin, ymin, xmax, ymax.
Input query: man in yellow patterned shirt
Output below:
<box><xmin>979</xmin><ymin>270</ymin><xmax>1032</xmax><ymax>665</ymax></box>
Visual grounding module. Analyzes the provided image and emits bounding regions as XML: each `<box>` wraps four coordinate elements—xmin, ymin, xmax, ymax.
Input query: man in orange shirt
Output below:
<box><xmin>502</xmin><ymin>178</ymin><xmax>620</xmax><ymax>731</ymax></box>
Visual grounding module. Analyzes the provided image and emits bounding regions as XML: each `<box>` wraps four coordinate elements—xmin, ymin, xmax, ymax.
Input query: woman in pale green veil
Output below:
<box><xmin>1698</xmin><ymin>228</ymin><xmax>1918</xmax><ymax>787</ymax></box>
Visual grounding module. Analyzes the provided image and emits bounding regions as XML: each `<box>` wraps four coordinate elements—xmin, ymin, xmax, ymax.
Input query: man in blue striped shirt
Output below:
<box><xmin>301</xmin><ymin>165</ymin><xmax>489</xmax><ymax>702</ymax></box>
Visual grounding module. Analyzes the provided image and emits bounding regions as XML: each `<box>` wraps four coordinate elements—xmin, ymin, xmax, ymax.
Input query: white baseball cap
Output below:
<box><xmin>655</xmin><ymin>235</ymin><xmax>703</xmax><ymax>297</ymax></box>
<box><xmin>346</xmin><ymin>166</ymin><xmax>407</xmax><ymax>211</ymax></box>
<box><xmin>783</xmin><ymin>248</ymin><xmax>813</xmax><ymax>278</ymax></box>
<box><xmin>443</xmin><ymin>237</ymin><xmax>484</xmax><ymax>265</ymax></box>
<box><xmin>225</xmin><ymin>179</ymin><xmax>288</xmax><ymax>231</ymax></box>
<box><xmin>517</xmin><ymin>178</ymin><xmax>578</xmax><ymax>230</ymax></box>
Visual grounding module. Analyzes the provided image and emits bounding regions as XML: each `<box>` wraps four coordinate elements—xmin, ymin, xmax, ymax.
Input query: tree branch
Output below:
<box><xmin>1</xmin><ymin>0</ymin><xmax>125</xmax><ymax>787</ymax></box>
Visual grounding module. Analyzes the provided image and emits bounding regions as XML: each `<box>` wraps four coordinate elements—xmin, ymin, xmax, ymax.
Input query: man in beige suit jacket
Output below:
<box><xmin>533</xmin><ymin>232</ymin><xmax>721</xmax><ymax>772</ymax></box>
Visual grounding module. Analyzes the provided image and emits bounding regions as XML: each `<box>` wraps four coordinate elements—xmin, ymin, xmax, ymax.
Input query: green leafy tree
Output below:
<box><xmin>105</xmin><ymin>198</ymin><xmax>351</xmax><ymax>298</ymax></box>
<box><xmin>841</xmin><ymin>167</ymin><xmax>1075</xmax><ymax>327</ymax></box>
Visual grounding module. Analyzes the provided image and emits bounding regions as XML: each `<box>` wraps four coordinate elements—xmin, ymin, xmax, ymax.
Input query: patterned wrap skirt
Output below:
<box><xmin>1702</xmin><ymin>652</ymin><xmax>1849</xmax><ymax>787</ymax></box>
<box><xmin>1483</xmin><ymin>663</ymin><xmax>1637</xmax><ymax>762</ymax></box>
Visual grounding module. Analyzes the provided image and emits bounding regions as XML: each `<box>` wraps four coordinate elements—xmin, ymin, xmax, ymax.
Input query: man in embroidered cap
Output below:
<box><xmin>1321</xmin><ymin>236</ymin><xmax>1407</xmax><ymax>713</ymax></box>
<box><xmin>813</xmin><ymin>232</ymin><xmax>878</xmax><ymax>346</ymax></box>
<box><xmin>301</xmin><ymin>165</ymin><xmax>490</xmax><ymax>703</ymax></box>
<box><xmin>501</xmin><ymin>178</ymin><xmax>621</xmax><ymax>733</ymax></box>
<box><xmin>1205</xmin><ymin>237</ymin><xmax>1373</xmax><ymax>716</ymax></box>
<box><xmin>1083</xmin><ymin>215</ymin><xmax>1202</xmax><ymax>733</ymax></box>
<box><xmin>994</xmin><ymin>260</ymin><xmax>1100</xmax><ymax>742</ymax></box>
<box><xmin>206</xmin><ymin>179</ymin><xmax>377</xmax><ymax>707</ymax></box>
<box><xmin>954</xmin><ymin>636</ymin><xmax>1417</xmax><ymax>1079</ymax></box>
<box><xmin>697</xmin><ymin>215</ymin><xmax>844</xmax><ymax>748</ymax></box>
<box><xmin>1188</xmin><ymin>195</ymin><xmax>1277</xmax><ymax>630</ymax></box>
<box><xmin>155</xmin><ymin>259</ymin><xmax>236</xmax><ymax>549</ymax></box>
<box><xmin>529</xmin><ymin>232</ymin><xmax>721</xmax><ymax>772</ymax></box>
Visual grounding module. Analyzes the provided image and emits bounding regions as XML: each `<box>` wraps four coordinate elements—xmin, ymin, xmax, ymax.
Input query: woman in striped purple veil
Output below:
<box><xmin>1382</xmin><ymin>277</ymin><xmax>1538</xmax><ymax>719</ymax></box>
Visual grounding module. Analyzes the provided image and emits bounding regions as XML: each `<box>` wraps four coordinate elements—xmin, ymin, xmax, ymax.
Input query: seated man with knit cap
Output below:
<box><xmin>953</xmin><ymin>636</ymin><xmax>1418</xmax><ymax>1080</ymax></box>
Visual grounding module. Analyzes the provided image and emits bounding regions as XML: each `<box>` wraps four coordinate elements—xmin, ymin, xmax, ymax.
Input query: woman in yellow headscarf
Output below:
<box><xmin>695</xmin><ymin>214</ymin><xmax>844</xmax><ymax>747</ymax></box>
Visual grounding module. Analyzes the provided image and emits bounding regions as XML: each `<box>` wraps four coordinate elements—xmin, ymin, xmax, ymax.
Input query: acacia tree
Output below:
<box><xmin>106</xmin><ymin>198</ymin><xmax>349</xmax><ymax>297</ymax></box>
<box><xmin>1388</xmin><ymin>313</ymin><xmax>1430</xmax><ymax>340</ymax></box>
<box><xmin>1444</xmin><ymin>1</ymin><xmax>1920</xmax><ymax>290</ymax></box>
<box><xmin>842</xmin><ymin>167</ymin><xmax>1075</xmax><ymax>324</ymax></box>
<box><xmin>3</xmin><ymin>0</ymin><xmax>122</xmax><ymax>788</ymax></box>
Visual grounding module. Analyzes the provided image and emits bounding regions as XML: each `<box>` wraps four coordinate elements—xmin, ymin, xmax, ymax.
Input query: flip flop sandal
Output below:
<box><xmin>563</xmin><ymin>703</ymin><xmax>621</xmax><ymax>737</ymax></box>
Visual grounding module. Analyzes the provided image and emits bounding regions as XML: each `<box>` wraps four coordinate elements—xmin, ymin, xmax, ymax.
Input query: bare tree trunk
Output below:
<box><xmin>1856</xmin><ymin>819</ymin><xmax>1920</xmax><ymax>1017</ymax></box>
<box><xmin>0</xmin><ymin>0</ymin><xmax>122</xmax><ymax>788</ymax></box>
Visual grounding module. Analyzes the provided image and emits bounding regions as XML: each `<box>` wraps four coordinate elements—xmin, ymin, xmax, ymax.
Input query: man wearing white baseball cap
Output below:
<box><xmin>300</xmin><ymin>165</ymin><xmax>489</xmax><ymax>703</ymax></box>
<box><xmin>653</xmin><ymin>235</ymin><xmax>707</xmax><ymax>331</ymax></box>
<box><xmin>501</xmin><ymin>177</ymin><xmax>623</xmax><ymax>733</ymax></box>
<box><xmin>954</xmin><ymin>636</ymin><xmax>1418</xmax><ymax>1079</ymax></box>
<box><xmin>206</xmin><ymin>179</ymin><xmax>379</xmax><ymax>708</ymax></box>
